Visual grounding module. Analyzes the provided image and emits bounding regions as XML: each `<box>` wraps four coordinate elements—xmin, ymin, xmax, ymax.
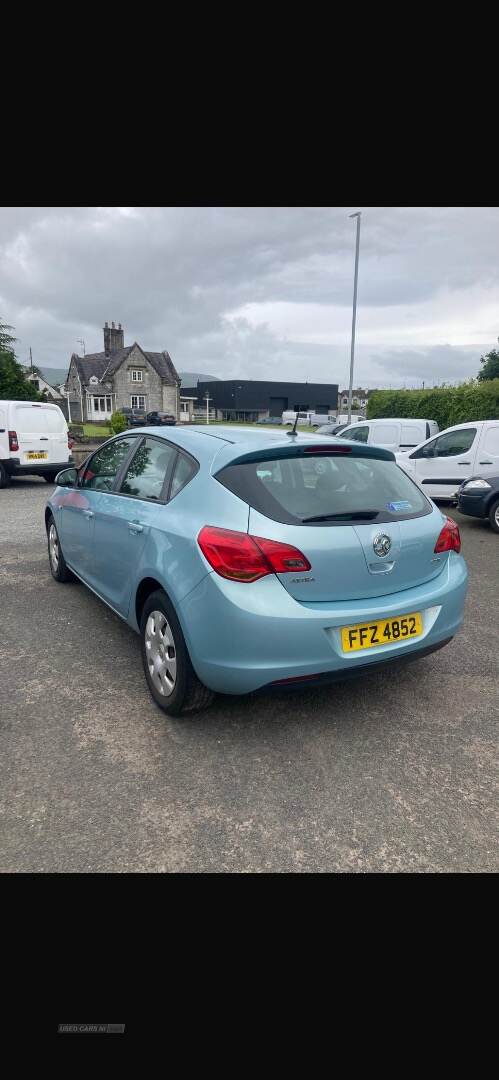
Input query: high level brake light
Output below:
<box><xmin>197</xmin><ymin>526</ymin><xmax>311</xmax><ymax>583</ymax></box>
<box><xmin>303</xmin><ymin>445</ymin><xmax>352</xmax><ymax>454</ymax></box>
<box><xmin>434</xmin><ymin>516</ymin><xmax>461</xmax><ymax>554</ymax></box>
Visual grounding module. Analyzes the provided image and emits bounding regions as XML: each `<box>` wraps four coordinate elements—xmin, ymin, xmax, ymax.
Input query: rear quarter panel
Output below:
<box><xmin>128</xmin><ymin>469</ymin><xmax>250</xmax><ymax>630</ymax></box>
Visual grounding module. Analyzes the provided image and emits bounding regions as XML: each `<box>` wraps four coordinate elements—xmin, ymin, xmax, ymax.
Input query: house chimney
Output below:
<box><xmin>103</xmin><ymin>320</ymin><xmax>124</xmax><ymax>357</ymax></box>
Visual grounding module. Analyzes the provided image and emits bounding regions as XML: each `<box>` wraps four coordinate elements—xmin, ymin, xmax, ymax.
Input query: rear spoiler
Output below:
<box><xmin>214</xmin><ymin>440</ymin><xmax>395</xmax><ymax>472</ymax></box>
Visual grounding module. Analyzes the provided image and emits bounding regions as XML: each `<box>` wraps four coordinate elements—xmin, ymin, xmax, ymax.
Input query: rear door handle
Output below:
<box><xmin>479</xmin><ymin>461</ymin><xmax>493</xmax><ymax>465</ymax></box>
<box><xmin>82</xmin><ymin>509</ymin><xmax>94</xmax><ymax>518</ymax></box>
<box><xmin>128</xmin><ymin>522</ymin><xmax>144</xmax><ymax>534</ymax></box>
<box><xmin>40</xmin><ymin>437</ymin><xmax>49</xmax><ymax>441</ymax></box>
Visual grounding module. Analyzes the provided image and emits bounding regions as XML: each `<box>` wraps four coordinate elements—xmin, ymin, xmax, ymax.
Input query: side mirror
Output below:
<box><xmin>55</xmin><ymin>467</ymin><xmax>78</xmax><ymax>487</ymax></box>
<box><xmin>422</xmin><ymin>446</ymin><xmax>437</xmax><ymax>458</ymax></box>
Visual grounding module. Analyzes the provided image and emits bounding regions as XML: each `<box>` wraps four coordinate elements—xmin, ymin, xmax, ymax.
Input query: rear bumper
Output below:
<box><xmin>5</xmin><ymin>458</ymin><xmax>73</xmax><ymax>476</ymax></box>
<box><xmin>258</xmin><ymin>637</ymin><xmax>453</xmax><ymax>694</ymax></box>
<box><xmin>456</xmin><ymin>492</ymin><xmax>489</xmax><ymax>519</ymax></box>
<box><xmin>179</xmin><ymin>553</ymin><xmax>468</xmax><ymax>695</ymax></box>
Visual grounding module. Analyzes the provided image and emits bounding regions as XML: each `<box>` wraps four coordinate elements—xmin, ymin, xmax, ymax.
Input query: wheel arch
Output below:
<box><xmin>135</xmin><ymin>576</ymin><xmax>172</xmax><ymax>629</ymax></box>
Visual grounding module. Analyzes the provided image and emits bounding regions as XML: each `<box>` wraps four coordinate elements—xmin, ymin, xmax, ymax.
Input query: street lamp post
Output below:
<box><xmin>347</xmin><ymin>211</ymin><xmax>362</xmax><ymax>425</ymax></box>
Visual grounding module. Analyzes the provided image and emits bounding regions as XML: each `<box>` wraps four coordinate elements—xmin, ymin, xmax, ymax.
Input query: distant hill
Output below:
<box><xmin>179</xmin><ymin>371</ymin><xmax>220</xmax><ymax>388</ymax></box>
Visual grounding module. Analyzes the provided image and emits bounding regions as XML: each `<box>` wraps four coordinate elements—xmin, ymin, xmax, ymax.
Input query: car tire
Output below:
<box><xmin>44</xmin><ymin>473</ymin><xmax>57</xmax><ymax>483</ymax></box>
<box><xmin>0</xmin><ymin>462</ymin><xmax>12</xmax><ymax>488</ymax></box>
<box><xmin>140</xmin><ymin>589</ymin><xmax>215</xmax><ymax>717</ymax></box>
<box><xmin>47</xmin><ymin>514</ymin><xmax>75</xmax><ymax>582</ymax></box>
<box><xmin>488</xmin><ymin>497</ymin><xmax>499</xmax><ymax>534</ymax></box>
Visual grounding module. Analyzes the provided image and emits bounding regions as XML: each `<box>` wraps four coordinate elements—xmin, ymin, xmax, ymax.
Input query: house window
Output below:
<box><xmin>131</xmin><ymin>395</ymin><xmax>146</xmax><ymax>409</ymax></box>
<box><xmin>91</xmin><ymin>396</ymin><xmax>112</xmax><ymax>414</ymax></box>
<box><xmin>131</xmin><ymin>370</ymin><xmax>143</xmax><ymax>383</ymax></box>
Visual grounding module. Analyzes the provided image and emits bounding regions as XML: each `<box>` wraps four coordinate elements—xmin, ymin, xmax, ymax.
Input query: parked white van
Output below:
<box><xmin>0</xmin><ymin>400</ymin><xmax>72</xmax><ymax>487</ymax></box>
<box><xmin>281</xmin><ymin>410</ymin><xmax>313</xmax><ymax>425</ymax></box>
<box><xmin>338</xmin><ymin>418</ymin><xmax>439</xmax><ymax>453</ymax></box>
<box><xmin>395</xmin><ymin>420</ymin><xmax>499</xmax><ymax>499</ymax></box>
<box><xmin>309</xmin><ymin>412</ymin><xmax>337</xmax><ymax>427</ymax></box>
<box><xmin>336</xmin><ymin>413</ymin><xmax>365</xmax><ymax>426</ymax></box>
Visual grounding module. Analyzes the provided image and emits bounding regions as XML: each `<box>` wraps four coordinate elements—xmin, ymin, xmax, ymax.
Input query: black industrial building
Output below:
<box><xmin>182</xmin><ymin>379</ymin><xmax>339</xmax><ymax>422</ymax></box>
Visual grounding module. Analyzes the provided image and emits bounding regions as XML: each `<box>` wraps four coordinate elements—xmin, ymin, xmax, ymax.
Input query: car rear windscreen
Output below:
<box><xmin>216</xmin><ymin>454</ymin><xmax>431</xmax><ymax>525</ymax></box>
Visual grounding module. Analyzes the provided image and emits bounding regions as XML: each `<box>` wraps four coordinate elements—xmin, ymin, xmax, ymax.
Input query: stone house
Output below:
<box><xmin>338</xmin><ymin>388</ymin><xmax>370</xmax><ymax>411</ymax></box>
<box><xmin>65</xmin><ymin>322</ymin><xmax>181</xmax><ymax>423</ymax></box>
<box><xmin>23</xmin><ymin>370</ymin><xmax>63</xmax><ymax>402</ymax></box>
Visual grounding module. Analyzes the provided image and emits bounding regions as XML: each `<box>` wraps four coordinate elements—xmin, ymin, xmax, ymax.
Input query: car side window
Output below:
<box><xmin>340</xmin><ymin>426</ymin><xmax>369</xmax><ymax>443</ymax></box>
<box><xmin>119</xmin><ymin>437</ymin><xmax>177</xmax><ymax>501</ymax></box>
<box><xmin>432</xmin><ymin>428</ymin><xmax>477</xmax><ymax>458</ymax></box>
<box><xmin>80</xmin><ymin>437</ymin><xmax>138</xmax><ymax>491</ymax></box>
<box><xmin>170</xmin><ymin>453</ymin><xmax>198</xmax><ymax>500</ymax></box>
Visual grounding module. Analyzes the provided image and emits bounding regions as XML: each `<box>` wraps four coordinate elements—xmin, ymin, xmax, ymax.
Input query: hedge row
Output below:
<box><xmin>367</xmin><ymin>380</ymin><xmax>499</xmax><ymax>429</ymax></box>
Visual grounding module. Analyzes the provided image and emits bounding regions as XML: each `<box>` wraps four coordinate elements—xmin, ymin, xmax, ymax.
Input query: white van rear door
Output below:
<box><xmin>13</xmin><ymin>403</ymin><xmax>47</xmax><ymax>462</ymax></box>
<box><xmin>13</xmin><ymin>404</ymin><xmax>66</xmax><ymax>466</ymax></box>
<box><xmin>475</xmin><ymin>423</ymin><xmax>499</xmax><ymax>477</ymax></box>
<box><xmin>42</xmin><ymin>406</ymin><xmax>68</xmax><ymax>465</ymax></box>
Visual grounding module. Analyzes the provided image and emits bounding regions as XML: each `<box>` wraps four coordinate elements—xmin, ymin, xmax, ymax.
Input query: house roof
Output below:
<box><xmin>70</xmin><ymin>345</ymin><xmax>180</xmax><ymax>387</ymax></box>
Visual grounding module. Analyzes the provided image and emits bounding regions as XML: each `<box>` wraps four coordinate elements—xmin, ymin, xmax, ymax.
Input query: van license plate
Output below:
<box><xmin>26</xmin><ymin>451</ymin><xmax>48</xmax><ymax>460</ymax></box>
<box><xmin>341</xmin><ymin>612</ymin><xmax>423</xmax><ymax>652</ymax></box>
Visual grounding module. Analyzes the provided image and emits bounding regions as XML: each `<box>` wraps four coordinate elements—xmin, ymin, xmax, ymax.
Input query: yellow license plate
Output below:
<box><xmin>341</xmin><ymin>612</ymin><xmax>423</xmax><ymax>652</ymax></box>
<box><xmin>26</xmin><ymin>451</ymin><xmax>48</xmax><ymax>460</ymax></box>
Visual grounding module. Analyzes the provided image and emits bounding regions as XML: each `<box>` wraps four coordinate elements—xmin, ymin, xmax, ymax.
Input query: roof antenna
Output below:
<box><xmin>286</xmin><ymin>412</ymin><xmax>300</xmax><ymax>438</ymax></box>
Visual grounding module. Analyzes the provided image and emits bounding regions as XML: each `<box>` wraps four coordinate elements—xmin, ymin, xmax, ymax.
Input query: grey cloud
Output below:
<box><xmin>0</xmin><ymin>207</ymin><xmax>497</xmax><ymax>381</ymax></box>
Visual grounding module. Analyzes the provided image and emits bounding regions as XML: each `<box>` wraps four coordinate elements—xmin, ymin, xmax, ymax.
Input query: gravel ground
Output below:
<box><xmin>0</xmin><ymin>477</ymin><xmax>497</xmax><ymax>872</ymax></box>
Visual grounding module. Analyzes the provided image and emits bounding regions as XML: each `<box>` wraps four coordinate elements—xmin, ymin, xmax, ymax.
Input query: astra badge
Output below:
<box><xmin>373</xmin><ymin>533</ymin><xmax>392</xmax><ymax>557</ymax></box>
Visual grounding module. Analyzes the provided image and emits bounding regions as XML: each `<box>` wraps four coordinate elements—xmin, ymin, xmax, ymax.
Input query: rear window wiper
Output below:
<box><xmin>302</xmin><ymin>509</ymin><xmax>380</xmax><ymax>523</ymax></box>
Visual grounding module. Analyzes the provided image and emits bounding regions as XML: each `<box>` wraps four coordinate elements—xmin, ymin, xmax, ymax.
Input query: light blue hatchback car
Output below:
<box><xmin>46</xmin><ymin>426</ymin><xmax>468</xmax><ymax>716</ymax></box>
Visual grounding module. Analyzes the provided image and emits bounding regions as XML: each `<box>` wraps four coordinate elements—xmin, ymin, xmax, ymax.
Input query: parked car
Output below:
<box><xmin>396</xmin><ymin>421</ymin><xmax>499</xmax><ymax>500</ymax></box>
<box><xmin>256</xmin><ymin>417</ymin><xmax>282</xmax><ymax>425</ymax></box>
<box><xmin>146</xmin><ymin>412</ymin><xmax>176</xmax><ymax>426</ymax></box>
<box><xmin>0</xmin><ymin>400</ymin><xmax>72</xmax><ymax>487</ymax></box>
<box><xmin>45</xmin><ymin>426</ymin><xmax>468</xmax><ymax>716</ymax></box>
<box><xmin>338</xmin><ymin>418</ymin><xmax>439</xmax><ymax>453</ymax></box>
<box><xmin>119</xmin><ymin>407</ymin><xmax>147</xmax><ymax>427</ymax></box>
<box><xmin>456</xmin><ymin>474</ymin><xmax>499</xmax><ymax>533</ymax></box>
<box><xmin>315</xmin><ymin>423</ymin><xmax>350</xmax><ymax>436</ymax></box>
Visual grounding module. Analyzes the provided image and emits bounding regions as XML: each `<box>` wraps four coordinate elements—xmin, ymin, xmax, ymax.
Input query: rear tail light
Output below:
<box><xmin>8</xmin><ymin>431</ymin><xmax>19</xmax><ymax>452</ymax></box>
<box><xmin>68</xmin><ymin>436</ymin><xmax>74</xmax><ymax>449</ymax></box>
<box><xmin>197</xmin><ymin>526</ymin><xmax>311</xmax><ymax>582</ymax></box>
<box><xmin>434</xmin><ymin>516</ymin><xmax>461</xmax><ymax>554</ymax></box>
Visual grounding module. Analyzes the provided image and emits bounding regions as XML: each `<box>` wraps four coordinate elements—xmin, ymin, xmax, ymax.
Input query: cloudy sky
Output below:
<box><xmin>1</xmin><ymin>206</ymin><xmax>497</xmax><ymax>388</ymax></box>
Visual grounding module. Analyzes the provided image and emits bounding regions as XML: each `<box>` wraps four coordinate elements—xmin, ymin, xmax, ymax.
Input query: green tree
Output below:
<box><xmin>477</xmin><ymin>348</ymin><xmax>499</xmax><ymax>382</ymax></box>
<box><xmin>0</xmin><ymin>318</ymin><xmax>42</xmax><ymax>401</ymax></box>
<box><xmin>110</xmin><ymin>409</ymin><xmax>128</xmax><ymax>435</ymax></box>
<box><xmin>0</xmin><ymin>319</ymin><xmax>16</xmax><ymax>352</ymax></box>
